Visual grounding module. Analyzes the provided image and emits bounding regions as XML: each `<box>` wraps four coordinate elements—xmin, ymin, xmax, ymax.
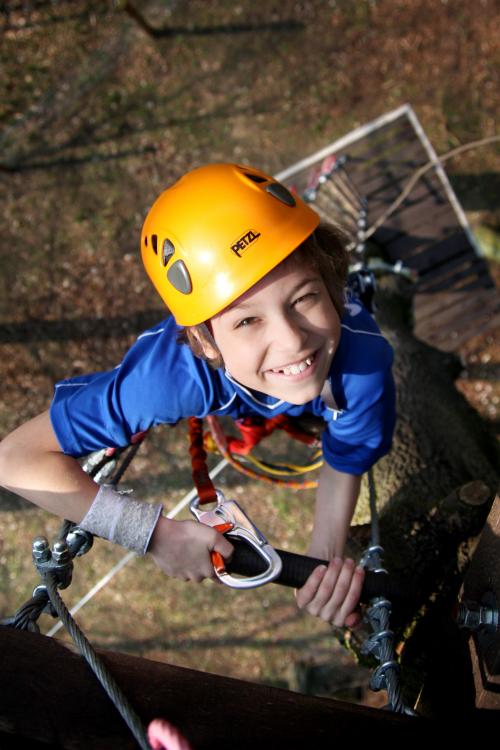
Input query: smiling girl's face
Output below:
<box><xmin>204</xmin><ymin>256</ymin><xmax>341</xmax><ymax>405</ymax></box>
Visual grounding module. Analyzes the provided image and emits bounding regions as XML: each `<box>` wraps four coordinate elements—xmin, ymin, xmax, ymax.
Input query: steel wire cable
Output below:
<box><xmin>304</xmin><ymin>164</ymin><xmax>414</xmax><ymax>713</ymax></box>
<box><xmin>365</xmin><ymin>599</ymin><xmax>405</xmax><ymax>713</ymax></box>
<box><xmin>1</xmin><ymin>589</ymin><xmax>49</xmax><ymax>632</ymax></box>
<box><xmin>362</xmin><ymin>470</ymin><xmax>416</xmax><ymax>715</ymax></box>
<box><xmin>44</xmin><ymin>570</ymin><xmax>152</xmax><ymax>750</ymax></box>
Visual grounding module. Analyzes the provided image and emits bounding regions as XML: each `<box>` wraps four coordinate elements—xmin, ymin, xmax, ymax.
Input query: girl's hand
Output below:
<box><xmin>294</xmin><ymin>557</ymin><xmax>365</xmax><ymax>628</ymax></box>
<box><xmin>148</xmin><ymin>516</ymin><xmax>233</xmax><ymax>583</ymax></box>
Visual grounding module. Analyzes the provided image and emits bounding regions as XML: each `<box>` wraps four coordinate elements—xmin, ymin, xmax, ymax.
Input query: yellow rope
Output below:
<box><xmin>243</xmin><ymin>451</ymin><xmax>323</xmax><ymax>476</ymax></box>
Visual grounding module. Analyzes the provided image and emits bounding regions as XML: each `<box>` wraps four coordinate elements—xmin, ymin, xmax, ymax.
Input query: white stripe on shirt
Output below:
<box><xmin>341</xmin><ymin>323</ymin><xmax>384</xmax><ymax>338</ymax></box>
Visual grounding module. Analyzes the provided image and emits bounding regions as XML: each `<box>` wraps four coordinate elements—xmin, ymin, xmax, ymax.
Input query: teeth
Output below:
<box><xmin>274</xmin><ymin>355</ymin><xmax>313</xmax><ymax>376</ymax></box>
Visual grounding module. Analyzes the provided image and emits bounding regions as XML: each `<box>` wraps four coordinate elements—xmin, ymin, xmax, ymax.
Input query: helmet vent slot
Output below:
<box><xmin>265</xmin><ymin>182</ymin><xmax>296</xmax><ymax>207</ymax></box>
<box><xmin>162</xmin><ymin>239</ymin><xmax>175</xmax><ymax>267</ymax></box>
<box><xmin>244</xmin><ymin>173</ymin><xmax>267</xmax><ymax>184</ymax></box>
<box><xmin>151</xmin><ymin>234</ymin><xmax>158</xmax><ymax>254</ymax></box>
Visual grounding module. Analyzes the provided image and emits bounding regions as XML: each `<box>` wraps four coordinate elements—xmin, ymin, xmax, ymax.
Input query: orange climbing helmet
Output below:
<box><xmin>141</xmin><ymin>163</ymin><xmax>320</xmax><ymax>325</ymax></box>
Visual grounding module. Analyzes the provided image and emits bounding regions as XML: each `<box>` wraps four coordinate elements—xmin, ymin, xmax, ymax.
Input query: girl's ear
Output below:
<box><xmin>190</xmin><ymin>323</ymin><xmax>220</xmax><ymax>360</ymax></box>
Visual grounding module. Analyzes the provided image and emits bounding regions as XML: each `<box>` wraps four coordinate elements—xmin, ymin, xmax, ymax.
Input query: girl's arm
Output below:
<box><xmin>308</xmin><ymin>462</ymin><xmax>361</xmax><ymax>560</ymax></box>
<box><xmin>0</xmin><ymin>411</ymin><xmax>232</xmax><ymax>581</ymax></box>
<box><xmin>0</xmin><ymin>410</ymin><xmax>97</xmax><ymax>520</ymax></box>
<box><xmin>295</xmin><ymin>462</ymin><xmax>364</xmax><ymax>627</ymax></box>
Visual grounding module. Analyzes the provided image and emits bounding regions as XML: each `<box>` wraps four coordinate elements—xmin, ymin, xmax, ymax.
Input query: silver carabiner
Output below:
<box><xmin>190</xmin><ymin>490</ymin><xmax>282</xmax><ymax>589</ymax></box>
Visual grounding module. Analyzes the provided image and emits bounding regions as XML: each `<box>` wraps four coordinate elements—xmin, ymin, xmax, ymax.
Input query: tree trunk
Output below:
<box><xmin>355</xmin><ymin>274</ymin><xmax>497</xmax><ymax>537</ymax></box>
<box><xmin>342</xmin><ymin>275</ymin><xmax>499</xmax><ymax>708</ymax></box>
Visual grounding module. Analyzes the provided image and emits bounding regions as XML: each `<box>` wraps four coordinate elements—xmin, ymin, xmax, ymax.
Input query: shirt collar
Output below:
<box><xmin>223</xmin><ymin>369</ymin><xmax>287</xmax><ymax>411</ymax></box>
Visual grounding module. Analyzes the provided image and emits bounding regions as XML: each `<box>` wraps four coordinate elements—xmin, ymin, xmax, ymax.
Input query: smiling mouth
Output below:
<box><xmin>268</xmin><ymin>351</ymin><xmax>316</xmax><ymax>377</ymax></box>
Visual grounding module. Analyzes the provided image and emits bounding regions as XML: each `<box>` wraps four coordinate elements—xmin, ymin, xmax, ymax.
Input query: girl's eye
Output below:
<box><xmin>294</xmin><ymin>292</ymin><xmax>317</xmax><ymax>306</ymax></box>
<box><xmin>235</xmin><ymin>317</ymin><xmax>257</xmax><ymax>329</ymax></box>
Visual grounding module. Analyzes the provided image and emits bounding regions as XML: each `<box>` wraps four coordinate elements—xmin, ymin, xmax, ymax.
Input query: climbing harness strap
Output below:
<box><xmin>223</xmin><ymin>414</ymin><xmax>319</xmax><ymax>456</ymax></box>
<box><xmin>188</xmin><ymin>416</ymin><xmax>283</xmax><ymax>588</ymax></box>
<box><xmin>188</xmin><ymin>415</ymin><xmax>218</xmax><ymax>505</ymax></box>
<box><xmin>204</xmin><ymin>414</ymin><xmax>321</xmax><ymax>490</ymax></box>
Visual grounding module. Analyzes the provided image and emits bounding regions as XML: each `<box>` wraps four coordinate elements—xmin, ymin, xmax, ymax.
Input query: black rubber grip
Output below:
<box><xmin>226</xmin><ymin>539</ymin><xmax>409</xmax><ymax>604</ymax></box>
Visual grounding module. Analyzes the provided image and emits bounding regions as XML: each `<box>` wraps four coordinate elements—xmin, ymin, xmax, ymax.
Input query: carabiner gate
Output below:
<box><xmin>190</xmin><ymin>490</ymin><xmax>282</xmax><ymax>589</ymax></box>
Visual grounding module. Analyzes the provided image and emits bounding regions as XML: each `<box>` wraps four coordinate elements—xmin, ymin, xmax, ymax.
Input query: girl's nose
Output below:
<box><xmin>273</xmin><ymin>313</ymin><xmax>307</xmax><ymax>351</ymax></box>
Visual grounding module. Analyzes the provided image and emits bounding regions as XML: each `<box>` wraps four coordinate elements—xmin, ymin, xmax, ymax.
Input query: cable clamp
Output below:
<box><xmin>32</xmin><ymin>537</ymin><xmax>74</xmax><ymax>590</ymax></box>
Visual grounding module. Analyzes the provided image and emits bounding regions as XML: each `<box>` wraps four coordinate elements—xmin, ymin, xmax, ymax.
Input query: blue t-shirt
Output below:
<box><xmin>50</xmin><ymin>299</ymin><xmax>395</xmax><ymax>475</ymax></box>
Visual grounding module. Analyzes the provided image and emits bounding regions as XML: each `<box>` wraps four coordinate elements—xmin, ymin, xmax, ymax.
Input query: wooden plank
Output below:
<box><xmin>403</xmin><ymin>231</ymin><xmax>471</xmax><ymax>269</ymax></box>
<box><xmin>417</xmin><ymin>256</ymin><xmax>491</xmax><ymax>293</ymax></box>
<box><xmin>347</xmin><ymin>148</ymin><xmax>425</xmax><ymax>194</ymax></box>
<box><xmin>416</xmin><ymin>250</ymin><xmax>480</xmax><ymax>287</ymax></box>
<box><xmin>414</xmin><ymin>295</ymin><xmax>500</xmax><ymax>350</ymax></box>
<box><xmin>415</xmin><ymin>289</ymin><xmax>498</xmax><ymax>334</ymax></box>
<box><xmin>419</xmin><ymin>310</ymin><xmax>500</xmax><ymax>351</ymax></box>
<box><xmin>344</xmin><ymin>119</ymin><xmax>419</xmax><ymax>168</ymax></box>
<box><xmin>414</xmin><ymin>287</ymin><xmax>500</xmax><ymax>326</ymax></box>
<box><xmin>351</xmin><ymin>145</ymin><xmax>430</xmax><ymax>200</ymax></box>
<box><xmin>380</xmin><ymin>182</ymin><xmax>450</xmax><ymax>228</ymax></box>
<box><xmin>1</xmin><ymin>627</ymin><xmax>498</xmax><ymax>746</ymax></box>
<box><xmin>348</xmin><ymin>159</ymin><xmax>428</xmax><ymax>208</ymax></box>
<box><xmin>381</xmin><ymin>218</ymin><xmax>460</xmax><ymax>264</ymax></box>
<box><xmin>415</xmin><ymin>315</ymin><xmax>500</xmax><ymax>352</ymax></box>
<box><xmin>0</xmin><ymin>626</ymin><xmax>471</xmax><ymax>748</ymax></box>
<box><xmin>355</xmin><ymin>180</ymin><xmax>452</xmax><ymax>241</ymax></box>
<box><xmin>380</xmin><ymin>229</ymin><xmax>467</xmax><ymax>271</ymax></box>
<box><xmin>366</xmin><ymin>176</ymin><xmax>452</xmax><ymax>232</ymax></box>
<box><xmin>418</xmin><ymin>270</ymin><xmax>486</xmax><ymax>295</ymax></box>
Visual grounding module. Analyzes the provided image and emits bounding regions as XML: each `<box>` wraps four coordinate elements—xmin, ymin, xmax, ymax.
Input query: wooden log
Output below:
<box><xmin>0</xmin><ymin>626</ymin><xmax>498</xmax><ymax>748</ymax></box>
<box><xmin>462</xmin><ymin>496</ymin><xmax>500</xmax><ymax>710</ymax></box>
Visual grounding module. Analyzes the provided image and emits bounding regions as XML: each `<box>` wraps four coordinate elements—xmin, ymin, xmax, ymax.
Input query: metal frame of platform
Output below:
<box><xmin>277</xmin><ymin>104</ymin><xmax>499</xmax><ymax>353</ymax></box>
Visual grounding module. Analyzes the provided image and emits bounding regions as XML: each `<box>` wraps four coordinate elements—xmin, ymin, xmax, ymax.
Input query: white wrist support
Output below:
<box><xmin>79</xmin><ymin>485</ymin><xmax>163</xmax><ymax>555</ymax></box>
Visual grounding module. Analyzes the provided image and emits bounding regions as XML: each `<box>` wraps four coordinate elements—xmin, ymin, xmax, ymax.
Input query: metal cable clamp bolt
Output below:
<box><xmin>455</xmin><ymin>594</ymin><xmax>499</xmax><ymax>633</ymax></box>
<box><xmin>66</xmin><ymin>526</ymin><xmax>94</xmax><ymax>557</ymax></box>
<box><xmin>31</xmin><ymin>536</ymin><xmax>74</xmax><ymax>590</ymax></box>
<box><xmin>190</xmin><ymin>490</ymin><xmax>282</xmax><ymax>589</ymax></box>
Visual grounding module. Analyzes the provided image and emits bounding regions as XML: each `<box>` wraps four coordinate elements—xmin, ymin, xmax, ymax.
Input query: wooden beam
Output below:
<box><xmin>462</xmin><ymin>496</ymin><xmax>500</xmax><ymax>710</ymax></box>
<box><xmin>0</xmin><ymin>627</ymin><xmax>497</xmax><ymax>747</ymax></box>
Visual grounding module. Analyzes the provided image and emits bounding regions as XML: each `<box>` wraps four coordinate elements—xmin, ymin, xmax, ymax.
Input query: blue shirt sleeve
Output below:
<box><xmin>321</xmin><ymin>324</ymin><xmax>396</xmax><ymax>475</ymax></box>
<box><xmin>50</xmin><ymin>318</ymin><xmax>216</xmax><ymax>457</ymax></box>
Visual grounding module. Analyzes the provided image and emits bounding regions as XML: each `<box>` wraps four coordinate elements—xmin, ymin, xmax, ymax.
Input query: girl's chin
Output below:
<box><xmin>262</xmin><ymin>381</ymin><xmax>323</xmax><ymax>405</ymax></box>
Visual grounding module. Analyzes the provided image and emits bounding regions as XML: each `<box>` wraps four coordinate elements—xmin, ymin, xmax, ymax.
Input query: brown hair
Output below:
<box><xmin>179</xmin><ymin>222</ymin><xmax>349</xmax><ymax>369</ymax></box>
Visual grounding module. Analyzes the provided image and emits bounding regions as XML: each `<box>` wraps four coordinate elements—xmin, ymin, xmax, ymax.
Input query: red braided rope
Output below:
<box><xmin>187</xmin><ymin>417</ymin><xmax>218</xmax><ymax>505</ymax></box>
<box><xmin>226</xmin><ymin>414</ymin><xmax>319</xmax><ymax>456</ymax></box>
